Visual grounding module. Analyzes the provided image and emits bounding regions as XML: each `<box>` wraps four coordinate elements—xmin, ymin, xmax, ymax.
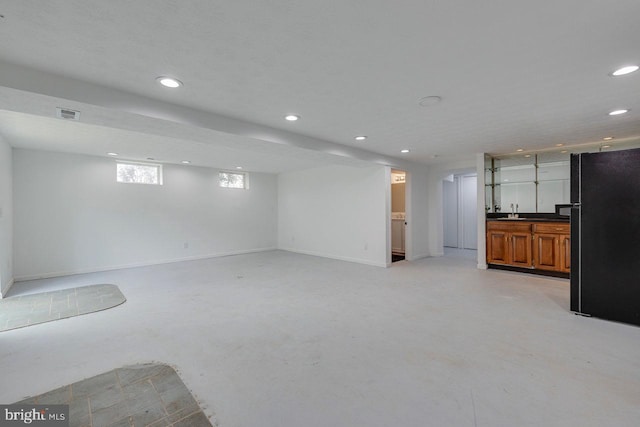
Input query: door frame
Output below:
<box><xmin>387</xmin><ymin>168</ymin><xmax>411</xmax><ymax>265</ymax></box>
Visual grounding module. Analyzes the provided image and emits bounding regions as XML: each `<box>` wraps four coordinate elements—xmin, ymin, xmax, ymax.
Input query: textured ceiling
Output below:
<box><xmin>0</xmin><ymin>0</ymin><xmax>639</xmax><ymax>169</ymax></box>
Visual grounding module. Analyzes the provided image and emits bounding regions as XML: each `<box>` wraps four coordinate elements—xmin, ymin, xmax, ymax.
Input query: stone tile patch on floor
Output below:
<box><xmin>0</xmin><ymin>284</ymin><xmax>126</xmax><ymax>332</ymax></box>
<box><xmin>15</xmin><ymin>364</ymin><xmax>214</xmax><ymax>427</ymax></box>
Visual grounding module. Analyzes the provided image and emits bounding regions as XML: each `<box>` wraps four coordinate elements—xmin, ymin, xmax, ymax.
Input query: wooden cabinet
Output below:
<box><xmin>559</xmin><ymin>234</ymin><xmax>571</xmax><ymax>273</ymax></box>
<box><xmin>487</xmin><ymin>221</ymin><xmax>533</xmax><ymax>267</ymax></box>
<box><xmin>532</xmin><ymin>223</ymin><xmax>570</xmax><ymax>273</ymax></box>
<box><xmin>487</xmin><ymin>228</ymin><xmax>509</xmax><ymax>264</ymax></box>
<box><xmin>510</xmin><ymin>230</ymin><xmax>533</xmax><ymax>267</ymax></box>
<box><xmin>487</xmin><ymin>220</ymin><xmax>570</xmax><ymax>274</ymax></box>
<box><xmin>532</xmin><ymin>233</ymin><xmax>561</xmax><ymax>270</ymax></box>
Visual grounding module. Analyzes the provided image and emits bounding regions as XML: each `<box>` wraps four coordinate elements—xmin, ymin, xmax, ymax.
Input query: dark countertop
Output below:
<box><xmin>486</xmin><ymin>213</ymin><xmax>570</xmax><ymax>223</ymax></box>
<box><xmin>487</xmin><ymin>217</ymin><xmax>570</xmax><ymax>223</ymax></box>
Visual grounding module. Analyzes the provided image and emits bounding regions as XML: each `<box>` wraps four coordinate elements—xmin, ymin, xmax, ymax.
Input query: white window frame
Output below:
<box><xmin>116</xmin><ymin>161</ymin><xmax>163</xmax><ymax>185</ymax></box>
<box><xmin>218</xmin><ymin>170</ymin><xmax>249</xmax><ymax>189</ymax></box>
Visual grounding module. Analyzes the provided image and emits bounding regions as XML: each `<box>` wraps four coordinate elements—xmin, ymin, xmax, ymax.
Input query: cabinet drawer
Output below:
<box><xmin>486</xmin><ymin>221</ymin><xmax>532</xmax><ymax>232</ymax></box>
<box><xmin>533</xmin><ymin>223</ymin><xmax>569</xmax><ymax>234</ymax></box>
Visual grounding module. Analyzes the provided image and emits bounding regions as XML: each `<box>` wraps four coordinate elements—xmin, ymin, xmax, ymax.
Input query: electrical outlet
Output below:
<box><xmin>183</xmin><ymin>242</ymin><xmax>189</xmax><ymax>249</ymax></box>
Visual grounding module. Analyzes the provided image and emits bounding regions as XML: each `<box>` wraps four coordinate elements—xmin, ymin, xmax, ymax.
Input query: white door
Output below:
<box><xmin>443</xmin><ymin>174</ymin><xmax>478</xmax><ymax>250</ymax></box>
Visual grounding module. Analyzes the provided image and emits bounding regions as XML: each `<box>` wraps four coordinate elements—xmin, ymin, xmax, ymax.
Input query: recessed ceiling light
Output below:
<box><xmin>609</xmin><ymin>109</ymin><xmax>629</xmax><ymax>116</ymax></box>
<box><xmin>516</xmin><ymin>148</ymin><xmax>524</xmax><ymax>152</ymax></box>
<box><xmin>107</xmin><ymin>152</ymin><xmax>118</xmax><ymax>156</ymax></box>
<box><xmin>418</xmin><ymin>96</ymin><xmax>442</xmax><ymax>107</ymax></box>
<box><xmin>285</xmin><ymin>115</ymin><xmax>300</xmax><ymax>121</ymax></box>
<box><xmin>157</xmin><ymin>76</ymin><xmax>183</xmax><ymax>88</ymax></box>
<box><xmin>524</xmin><ymin>154</ymin><xmax>531</xmax><ymax>158</ymax></box>
<box><xmin>555</xmin><ymin>143</ymin><xmax>564</xmax><ymax>147</ymax></box>
<box><xmin>400</xmin><ymin>149</ymin><xmax>410</xmax><ymax>153</ymax></box>
<box><xmin>561</xmin><ymin>150</ymin><xmax>568</xmax><ymax>154</ymax></box>
<box><xmin>603</xmin><ymin>136</ymin><xmax>614</xmax><ymax>141</ymax></box>
<box><xmin>236</xmin><ymin>166</ymin><xmax>243</xmax><ymax>170</ymax></box>
<box><xmin>181</xmin><ymin>160</ymin><xmax>191</xmax><ymax>164</ymax></box>
<box><xmin>354</xmin><ymin>136</ymin><xmax>367</xmax><ymax>141</ymax></box>
<box><xmin>611</xmin><ymin>65</ymin><xmax>639</xmax><ymax>76</ymax></box>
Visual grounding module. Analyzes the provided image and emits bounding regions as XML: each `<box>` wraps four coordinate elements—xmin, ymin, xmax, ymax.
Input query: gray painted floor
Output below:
<box><xmin>16</xmin><ymin>363</ymin><xmax>212</xmax><ymax>427</ymax></box>
<box><xmin>443</xmin><ymin>247</ymin><xmax>478</xmax><ymax>260</ymax></box>
<box><xmin>1</xmin><ymin>250</ymin><xmax>639</xmax><ymax>426</ymax></box>
<box><xmin>0</xmin><ymin>284</ymin><xmax>125</xmax><ymax>332</ymax></box>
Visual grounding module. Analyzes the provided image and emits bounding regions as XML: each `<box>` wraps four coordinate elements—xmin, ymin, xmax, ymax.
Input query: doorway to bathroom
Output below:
<box><xmin>391</xmin><ymin>170</ymin><xmax>406</xmax><ymax>262</ymax></box>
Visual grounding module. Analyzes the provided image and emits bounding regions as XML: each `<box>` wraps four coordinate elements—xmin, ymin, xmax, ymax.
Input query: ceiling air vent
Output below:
<box><xmin>56</xmin><ymin>107</ymin><xmax>80</xmax><ymax>121</ymax></box>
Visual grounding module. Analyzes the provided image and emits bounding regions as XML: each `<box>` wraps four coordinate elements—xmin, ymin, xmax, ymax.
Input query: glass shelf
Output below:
<box><xmin>538</xmin><ymin>161</ymin><xmax>569</xmax><ymax>182</ymax></box>
<box><xmin>485</xmin><ymin>152</ymin><xmax>570</xmax><ymax>213</ymax></box>
<box><xmin>494</xmin><ymin>165</ymin><xmax>536</xmax><ymax>184</ymax></box>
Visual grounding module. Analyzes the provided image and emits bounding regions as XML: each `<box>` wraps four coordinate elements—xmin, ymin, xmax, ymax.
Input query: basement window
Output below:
<box><xmin>116</xmin><ymin>161</ymin><xmax>163</xmax><ymax>185</ymax></box>
<box><xmin>219</xmin><ymin>171</ymin><xmax>247</xmax><ymax>189</ymax></box>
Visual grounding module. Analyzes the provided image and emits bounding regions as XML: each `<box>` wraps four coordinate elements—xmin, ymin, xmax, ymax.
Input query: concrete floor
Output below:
<box><xmin>1</xmin><ymin>250</ymin><xmax>639</xmax><ymax>426</ymax></box>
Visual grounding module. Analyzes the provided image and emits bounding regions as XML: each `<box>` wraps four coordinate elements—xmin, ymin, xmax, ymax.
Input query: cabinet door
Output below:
<box><xmin>487</xmin><ymin>230</ymin><xmax>508</xmax><ymax>264</ymax></box>
<box><xmin>559</xmin><ymin>234</ymin><xmax>571</xmax><ymax>273</ymax></box>
<box><xmin>533</xmin><ymin>233</ymin><xmax>560</xmax><ymax>271</ymax></box>
<box><xmin>510</xmin><ymin>232</ymin><xmax>533</xmax><ymax>267</ymax></box>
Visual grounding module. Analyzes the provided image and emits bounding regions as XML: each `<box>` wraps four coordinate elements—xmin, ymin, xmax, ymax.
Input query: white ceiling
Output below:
<box><xmin>0</xmin><ymin>110</ymin><xmax>374</xmax><ymax>173</ymax></box>
<box><xmin>0</xmin><ymin>0</ymin><xmax>639</xmax><ymax>170</ymax></box>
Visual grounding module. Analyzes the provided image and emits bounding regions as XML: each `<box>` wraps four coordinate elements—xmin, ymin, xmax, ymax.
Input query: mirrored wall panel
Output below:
<box><xmin>485</xmin><ymin>152</ymin><xmax>569</xmax><ymax>213</ymax></box>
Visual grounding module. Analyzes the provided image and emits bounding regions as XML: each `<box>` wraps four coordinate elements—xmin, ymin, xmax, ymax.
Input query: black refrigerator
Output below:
<box><xmin>570</xmin><ymin>147</ymin><xmax>640</xmax><ymax>326</ymax></box>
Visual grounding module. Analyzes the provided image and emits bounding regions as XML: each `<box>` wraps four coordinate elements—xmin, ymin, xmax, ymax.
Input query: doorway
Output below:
<box><xmin>391</xmin><ymin>170</ymin><xmax>407</xmax><ymax>262</ymax></box>
<box><xmin>443</xmin><ymin>173</ymin><xmax>477</xmax><ymax>250</ymax></box>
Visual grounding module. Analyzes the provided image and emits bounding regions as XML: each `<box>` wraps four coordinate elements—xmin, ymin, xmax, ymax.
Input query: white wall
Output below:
<box><xmin>461</xmin><ymin>175</ymin><xmax>478</xmax><ymax>250</ymax></box>
<box><xmin>278</xmin><ymin>165</ymin><xmax>388</xmax><ymax>267</ymax></box>
<box><xmin>13</xmin><ymin>149</ymin><xmax>277</xmax><ymax>280</ymax></box>
<box><xmin>0</xmin><ymin>136</ymin><xmax>13</xmax><ymax>296</ymax></box>
<box><xmin>405</xmin><ymin>167</ymin><xmax>430</xmax><ymax>260</ymax></box>
<box><xmin>476</xmin><ymin>153</ymin><xmax>487</xmax><ymax>269</ymax></box>
<box><xmin>443</xmin><ymin>177</ymin><xmax>458</xmax><ymax>248</ymax></box>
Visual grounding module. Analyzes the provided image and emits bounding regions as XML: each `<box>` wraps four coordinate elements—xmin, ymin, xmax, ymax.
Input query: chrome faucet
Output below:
<box><xmin>507</xmin><ymin>203</ymin><xmax>520</xmax><ymax>218</ymax></box>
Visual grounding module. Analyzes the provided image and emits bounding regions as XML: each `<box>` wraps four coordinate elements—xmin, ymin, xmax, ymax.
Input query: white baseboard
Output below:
<box><xmin>408</xmin><ymin>253</ymin><xmax>430</xmax><ymax>261</ymax></box>
<box><xmin>477</xmin><ymin>262</ymin><xmax>488</xmax><ymax>270</ymax></box>
<box><xmin>0</xmin><ymin>278</ymin><xmax>15</xmax><ymax>298</ymax></box>
<box><xmin>13</xmin><ymin>247</ymin><xmax>277</xmax><ymax>282</ymax></box>
<box><xmin>280</xmin><ymin>247</ymin><xmax>387</xmax><ymax>268</ymax></box>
